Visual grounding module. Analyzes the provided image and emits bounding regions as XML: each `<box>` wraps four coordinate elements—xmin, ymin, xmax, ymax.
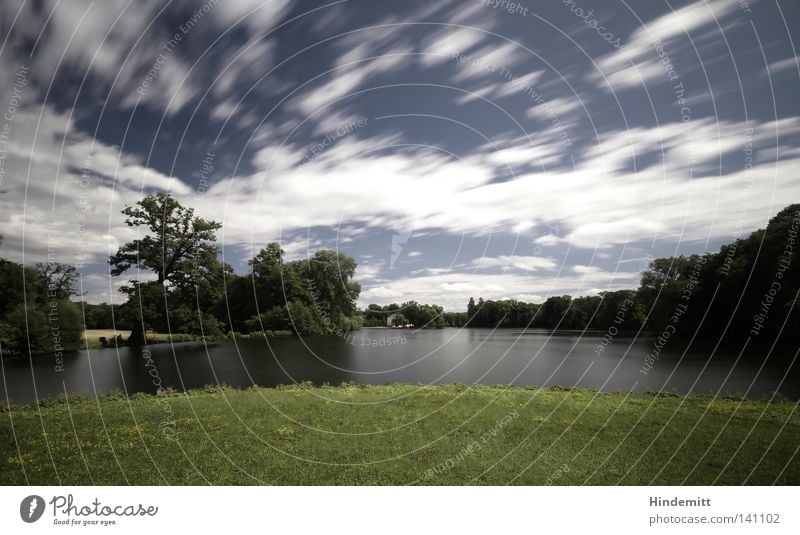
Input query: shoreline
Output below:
<box><xmin>3</xmin><ymin>382</ymin><xmax>797</xmax><ymax>408</ymax></box>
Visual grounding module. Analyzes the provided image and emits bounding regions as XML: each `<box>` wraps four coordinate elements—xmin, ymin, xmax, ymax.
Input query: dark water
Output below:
<box><xmin>2</xmin><ymin>328</ymin><xmax>798</xmax><ymax>403</ymax></box>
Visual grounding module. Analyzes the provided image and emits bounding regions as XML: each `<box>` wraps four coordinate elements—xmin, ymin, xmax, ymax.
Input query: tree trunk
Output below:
<box><xmin>127</xmin><ymin>321</ymin><xmax>147</xmax><ymax>346</ymax></box>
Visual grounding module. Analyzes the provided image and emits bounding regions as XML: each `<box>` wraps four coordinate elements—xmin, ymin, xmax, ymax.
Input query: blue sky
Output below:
<box><xmin>0</xmin><ymin>0</ymin><xmax>798</xmax><ymax>310</ymax></box>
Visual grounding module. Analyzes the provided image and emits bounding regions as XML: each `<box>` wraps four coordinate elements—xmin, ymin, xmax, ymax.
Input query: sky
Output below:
<box><xmin>0</xmin><ymin>0</ymin><xmax>798</xmax><ymax>311</ymax></box>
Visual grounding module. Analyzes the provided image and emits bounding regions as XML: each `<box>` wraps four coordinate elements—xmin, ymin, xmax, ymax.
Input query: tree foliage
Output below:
<box><xmin>110</xmin><ymin>193</ymin><xmax>224</xmax><ymax>343</ymax></box>
<box><xmin>0</xmin><ymin>258</ymin><xmax>83</xmax><ymax>356</ymax></box>
<box><xmin>452</xmin><ymin>204</ymin><xmax>800</xmax><ymax>351</ymax></box>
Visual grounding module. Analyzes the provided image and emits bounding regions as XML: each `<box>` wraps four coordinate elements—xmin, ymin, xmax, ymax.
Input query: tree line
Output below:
<box><xmin>1</xmin><ymin>195</ymin><xmax>797</xmax><ymax>355</ymax></box>
<box><xmin>362</xmin><ymin>204</ymin><xmax>800</xmax><ymax>349</ymax></box>
<box><xmin>0</xmin><ymin>193</ymin><xmax>363</xmax><ymax>354</ymax></box>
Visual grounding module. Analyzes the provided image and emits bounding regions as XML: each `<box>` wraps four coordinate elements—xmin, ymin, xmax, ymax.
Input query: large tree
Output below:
<box><xmin>110</xmin><ymin>193</ymin><xmax>222</xmax><ymax>345</ymax></box>
<box><xmin>292</xmin><ymin>249</ymin><xmax>361</xmax><ymax>331</ymax></box>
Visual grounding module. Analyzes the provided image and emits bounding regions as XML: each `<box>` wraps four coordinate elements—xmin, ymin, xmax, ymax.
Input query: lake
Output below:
<box><xmin>2</xmin><ymin>328</ymin><xmax>798</xmax><ymax>404</ymax></box>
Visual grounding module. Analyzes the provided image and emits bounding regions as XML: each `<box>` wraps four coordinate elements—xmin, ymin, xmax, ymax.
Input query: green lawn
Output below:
<box><xmin>2</xmin><ymin>384</ymin><xmax>798</xmax><ymax>485</ymax></box>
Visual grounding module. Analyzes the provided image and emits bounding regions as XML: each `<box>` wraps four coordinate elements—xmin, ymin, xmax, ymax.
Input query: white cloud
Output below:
<box><xmin>455</xmin><ymin>81</ymin><xmax>505</xmax><ymax>104</ymax></box>
<box><xmin>512</xmin><ymin>220</ymin><xmax>536</xmax><ymax>233</ymax></box>
<box><xmin>481</xmin><ymin>137</ymin><xmax>569</xmax><ymax>169</ymax></box>
<box><xmin>4</xmin><ymin>0</ymin><xmax>798</xmax><ymax>311</ymax></box>
<box><xmin>180</xmin><ymin>113</ymin><xmax>800</xmax><ymax>257</ymax></box>
<box><xmin>6</xmin><ymin>100</ymin><xmax>800</xmax><ymax>291</ymax></box>
<box><xmin>591</xmin><ymin>0</ymin><xmax>742</xmax><ymax>89</ymax></box>
<box><xmin>420</xmin><ymin>27</ymin><xmax>486</xmax><ymax>67</ymax></box>
<box><xmin>291</xmin><ymin>69</ymin><xmax>369</xmax><ymax>116</ymax></box>
<box><xmin>0</xmin><ymin>1</ymin><xmax>290</xmax><ymax>117</ymax></box>
<box><xmin>534</xmin><ymin>234</ymin><xmax>563</xmax><ymax>246</ymax></box>
<box><xmin>470</xmin><ymin>255</ymin><xmax>558</xmax><ymax>271</ymax></box>
<box><xmin>12</xmin><ymin>0</ymin><xmax>162</xmax><ymax>84</ymax></box>
<box><xmin>356</xmin><ymin>269</ymin><xmax>642</xmax><ymax>310</ymax></box>
<box><xmin>361</xmin><ymin>286</ymin><xmax>402</xmax><ymax>299</ymax></box>
<box><xmin>409</xmin><ymin>268</ymin><xmax>451</xmax><ymax>276</ymax></box>
<box><xmin>493</xmin><ymin>71</ymin><xmax>545</xmax><ymax>97</ymax></box>
<box><xmin>573</xmin><ymin>265</ymin><xmax>602</xmax><ymax>274</ymax></box>
<box><xmin>568</xmin><ymin>219</ymin><xmax>665</xmax><ymax>249</ymax></box>
<box><xmin>527</xmin><ymin>96</ymin><xmax>583</xmax><ymax>121</ymax></box>
<box><xmin>289</xmin><ymin>22</ymin><xmax>414</xmax><ymax>116</ymax></box>
<box><xmin>209</xmin><ymin>0</ymin><xmax>292</xmax><ymax>36</ymax></box>
<box><xmin>212</xmin><ymin>40</ymin><xmax>277</xmax><ymax>99</ymax></box>
<box><xmin>467</xmin><ymin>42</ymin><xmax>528</xmax><ymax>73</ymax></box>
<box><xmin>0</xmin><ymin>106</ymin><xmax>191</xmax><ymax>267</ymax></box>
<box><xmin>290</xmin><ymin>47</ymin><xmax>413</xmax><ymax>115</ymax></box>
<box><xmin>356</xmin><ymin>262</ymin><xmax>384</xmax><ymax>281</ymax></box>
<box><xmin>210</xmin><ymin>99</ymin><xmax>238</xmax><ymax>121</ymax></box>
<box><xmin>440</xmin><ymin>282</ymin><xmax>480</xmax><ymax>293</ymax></box>
<box><xmin>764</xmin><ymin>56</ymin><xmax>799</xmax><ymax>76</ymax></box>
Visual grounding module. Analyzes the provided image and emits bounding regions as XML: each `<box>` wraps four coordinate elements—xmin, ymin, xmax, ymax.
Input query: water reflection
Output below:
<box><xmin>2</xmin><ymin>328</ymin><xmax>797</xmax><ymax>403</ymax></box>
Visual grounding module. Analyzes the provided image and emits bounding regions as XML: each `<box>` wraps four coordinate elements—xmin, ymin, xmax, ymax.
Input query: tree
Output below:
<box><xmin>571</xmin><ymin>295</ymin><xmax>602</xmax><ymax>329</ymax></box>
<box><xmin>225</xmin><ymin>244</ymin><xmax>363</xmax><ymax>336</ymax></box>
<box><xmin>594</xmin><ymin>290</ymin><xmax>642</xmax><ymax>331</ymax></box>
<box><xmin>363</xmin><ymin>304</ymin><xmax>388</xmax><ymax>327</ymax></box>
<box><xmin>0</xmin><ymin>259</ymin><xmax>30</xmax><ymax>313</ymax></box>
<box><xmin>84</xmin><ymin>303</ymin><xmax>129</xmax><ymax>330</ymax></box>
<box><xmin>0</xmin><ymin>258</ymin><xmax>83</xmax><ymax>356</ymax></box>
<box><xmin>292</xmin><ymin>249</ymin><xmax>361</xmax><ymax>332</ymax></box>
<box><xmin>391</xmin><ymin>313</ymin><xmax>409</xmax><ymax>327</ymax></box>
<box><xmin>443</xmin><ymin>311</ymin><xmax>468</xmax><ymax>327</ymax></box>
<box><xmin>110</xmin><ymin>193</ymin><xmax>222</xmax><ymax>345</ymax></box>
<box><xmin>537</xmin><ymin>296</ymin><xmax>574</xmax><ymax>329</ymax></box>
<box><xmin>33</xmin><ymin>262</ymin><xmax>78</xmax><ymax>299</ymax></box>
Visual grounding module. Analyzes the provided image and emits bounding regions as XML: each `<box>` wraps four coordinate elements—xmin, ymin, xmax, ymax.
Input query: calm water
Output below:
<box><xmin>2</xmin><ymin>328</ymin><xmax>798</xmax><ymax>403</ymax></box>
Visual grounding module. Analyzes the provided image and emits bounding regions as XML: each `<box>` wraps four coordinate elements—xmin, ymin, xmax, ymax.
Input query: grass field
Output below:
<box><xmin>82</xmin><ymin>329</ymin><xmax>291</xmax><ymax>349</ymax></box>
<box><xmin>2</xmin><ymin>384</ymin><xmax>798</xmax><ymax>485</ymax></box>
<box><xmin>82</xmin><ymin>329</ymin><xmax>197</xmax><ymax>349</ymax></box>
<box><xmin>84</xmin><ymin>329</ymin><xmax>132</xmax><ymax>340</ymax></box>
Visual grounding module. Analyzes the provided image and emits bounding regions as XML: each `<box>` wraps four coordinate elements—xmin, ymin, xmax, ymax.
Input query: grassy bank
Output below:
<box><xmin>2</xmin><ymin>384</ymin><xmax>798</xmax><ymax>485</ymax></box>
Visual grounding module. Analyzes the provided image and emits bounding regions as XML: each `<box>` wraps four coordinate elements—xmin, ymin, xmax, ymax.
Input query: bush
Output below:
<box><xmin>55</xmin><ymin>301</ymin><xmax>83</xmax><ymax>351</ymax></box>
<box><xmin>3</xmin><ymin>305</ymin><xmax>44</xmax><ymax>355</ymax></box>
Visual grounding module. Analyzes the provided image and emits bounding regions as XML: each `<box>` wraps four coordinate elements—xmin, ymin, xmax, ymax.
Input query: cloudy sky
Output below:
<box><xmin>0</xmin><ymin>0</ymin><xmax>798</xmax><ymax>310</ymax></box>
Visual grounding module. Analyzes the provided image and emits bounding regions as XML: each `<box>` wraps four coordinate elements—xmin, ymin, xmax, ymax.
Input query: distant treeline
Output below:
<box><xmin>83</xmin><ymin>303</ymin><xmax>128</xmax><ymax>330</ymax></box>
<box><xmin>363</xmin><ymin>302</ymin><xmax>447</xmax><ymax>328</ymax></box>
<box><xmin>363</xmin><ymin>204</ymin><xmax>800</xmax><ymax>348</ymax></box>
<box><xmin>362</xmin><ymin>292</ymin><xmax>639</xmax><ymax>331</ymax></box>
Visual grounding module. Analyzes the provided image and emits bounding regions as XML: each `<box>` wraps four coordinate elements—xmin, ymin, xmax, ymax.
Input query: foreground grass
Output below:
<box><xmin>2</xmin><ymin>384</ymin><xmax>798</xmax><ymax>485</ymax></box>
